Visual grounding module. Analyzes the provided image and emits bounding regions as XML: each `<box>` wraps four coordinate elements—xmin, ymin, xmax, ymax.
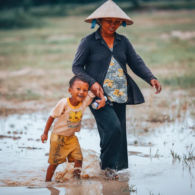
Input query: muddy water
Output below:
<box><xmin>0</xmin><ymin>108</ymin><xmax>195</xmax><ymax>195</ymax></box>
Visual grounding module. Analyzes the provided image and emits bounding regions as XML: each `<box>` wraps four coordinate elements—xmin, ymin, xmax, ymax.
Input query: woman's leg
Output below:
<box><xmin>90</xmin><ymin>104</ymin><xmax>122</xmax><ymax>170</ymax></box>
<box><xmin>113</xmin><ymin>103</ymin><xmax>128</xmax><ymax>170</ymax></box>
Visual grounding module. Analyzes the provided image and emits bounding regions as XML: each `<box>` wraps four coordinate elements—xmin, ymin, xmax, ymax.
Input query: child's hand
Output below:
<box><xmin>41</xmin><ymin>133</ymin><xmax>48</xmax><ymax>143</ymax></box>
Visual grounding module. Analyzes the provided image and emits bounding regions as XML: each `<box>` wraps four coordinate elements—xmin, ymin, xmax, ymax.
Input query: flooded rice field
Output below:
<box><xmin>0</xmin><ymin>100</ymin><xmax>195</xmax><ymax>195</ymax></box>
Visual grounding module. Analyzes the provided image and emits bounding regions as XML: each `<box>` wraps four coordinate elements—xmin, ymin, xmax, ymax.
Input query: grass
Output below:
<box><xmin>0</xmin><ymin>3</ymin><xmax>195</xmax><ymax>103</ymax></box>
<box><xmin>3</xmin><ymin>89</ymin><xmax>41</xmax><ymax>101</ymax></box>
<box><xmin>171</xmin><ymin>145</ymin><xmax>195</xmax><ymax>171</ymax></box>
<box><xmin>141</xmin><ymin>0</ymin><xmax>195</xmax><ymax>10</ymax></box>
<box><xmin>162</xmin><ymin>74</ymin><xmax>195</xmax><ymax>88</ymax></box>
<box><xmin>171</xmin><ymin>150</ymin><xmax>181</xmax><ymax>162</ymax></box>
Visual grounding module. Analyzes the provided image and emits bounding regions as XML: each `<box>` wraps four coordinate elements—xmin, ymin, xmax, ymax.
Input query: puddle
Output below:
<box><xmin>127</xmin><ymin>110</ymin><xmax>195</xmax><ymax>195</ymax></box>
<box><xmin>0</xmin><ymin>107</ymin><xmax>194</xmax><ymax>195</ymax></box>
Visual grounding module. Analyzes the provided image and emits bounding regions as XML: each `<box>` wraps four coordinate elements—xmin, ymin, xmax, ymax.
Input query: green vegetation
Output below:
<box><xmin>162</xmin><ymin>74</ymin><xmax>195</xmax><ymax>88</ymax></box>
<box><xmin>141</xmin><ymin>0</ymin><xmax>195</xmax><ymax>10</ymax></box>
<box><xmin>0</xmin><ymin>9</ymin><xmax>44</xmax><ymax>29</ymax></box>
<box><xmin>0</xmin><ymin>1</ymin><xmax>195</xmax><ymax>102</ymax></box>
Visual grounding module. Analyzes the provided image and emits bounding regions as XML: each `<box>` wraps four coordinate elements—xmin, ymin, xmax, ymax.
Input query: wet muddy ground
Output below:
<box><xmin>0</xmin><ymin>90</ymin><xmax>195</xmax><ymax>195</ymax></box>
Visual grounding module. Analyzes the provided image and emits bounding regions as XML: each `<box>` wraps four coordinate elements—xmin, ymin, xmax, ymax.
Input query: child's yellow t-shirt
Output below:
<box><xmin>50</xmin><ymin>91</ymin><xmax>94</xmax><ymax>136</ymax></box>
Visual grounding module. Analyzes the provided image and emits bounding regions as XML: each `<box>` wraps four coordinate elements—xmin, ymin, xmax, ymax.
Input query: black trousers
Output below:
<box><xmin>90</xmin><ymin>102</ymin><xmax>128</xmax><ymax>170</ymax></box>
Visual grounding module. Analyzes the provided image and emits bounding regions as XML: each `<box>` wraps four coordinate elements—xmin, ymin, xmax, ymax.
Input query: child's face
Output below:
<box><xmin>69</xmin><ymin>80</ymin><xmax>89</xmax><ymax>103</ymax></box>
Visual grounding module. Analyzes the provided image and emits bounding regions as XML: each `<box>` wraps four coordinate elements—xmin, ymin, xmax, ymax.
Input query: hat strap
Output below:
<box><xmin>91</xmin><ymin>19</ymin><xmax>97</xmax><ymax>29</ymax></box>
<box><xmin>122</xmin><ymin>21</ymin><xmax>126</xmax><ymax>27</ymax></box>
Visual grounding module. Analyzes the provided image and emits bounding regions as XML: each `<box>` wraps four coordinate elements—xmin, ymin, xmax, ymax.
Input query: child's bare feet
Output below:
<box><xmin>73</xmin><ymin>169</ymin><xmax>81</xmax><ymax>179</ymax></box>
<box><xmin>74</xmin><ymin>160</ymin><xmax>82</xmax><ymax>179</ymax></box>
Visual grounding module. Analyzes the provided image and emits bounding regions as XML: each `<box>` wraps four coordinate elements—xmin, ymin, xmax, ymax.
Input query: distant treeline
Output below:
<box><xmin>0</xmin><ymin>0</ymin><xmax>193</xmax><ymax>10</ymax></box>
<box><xmin>0</xmin><ymin>0</ymin><xmax>165</xmax><ymax>9</ymax></box>
<box><xmin>0</xmin><ymin>0</ymin><xmax>127</xmax><ymax>9</ymax></box>
<box><xmin>1</xmin><ymin>0</ymin><xmax>193</xmax><ymax>10</ymax></box>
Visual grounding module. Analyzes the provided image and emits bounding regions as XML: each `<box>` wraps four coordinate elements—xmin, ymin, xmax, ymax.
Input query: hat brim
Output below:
<box><xmin>85</xmin><ymin>17</ymin><xmax>133</xmax><ymax>25</ymax></box>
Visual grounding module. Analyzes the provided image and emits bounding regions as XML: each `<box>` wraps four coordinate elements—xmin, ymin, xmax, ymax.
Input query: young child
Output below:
<box><xmin>41</xmin><ymin>75</ymin><xmax>95</xmax><ymax>182</ymax></box>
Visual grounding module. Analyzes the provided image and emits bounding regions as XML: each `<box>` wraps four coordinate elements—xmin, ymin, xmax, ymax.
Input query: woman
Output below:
<box><xmin>72</xmin><ymin>0</ymin><xmax>161</xmax><ymax>179</ymax></box>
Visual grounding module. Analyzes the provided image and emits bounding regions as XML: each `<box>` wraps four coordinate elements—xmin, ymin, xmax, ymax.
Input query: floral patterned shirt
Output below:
<box><xmin>103</xmin><ymin>52</ymin><xmax>128</xmax><ymax>103</ymax></box>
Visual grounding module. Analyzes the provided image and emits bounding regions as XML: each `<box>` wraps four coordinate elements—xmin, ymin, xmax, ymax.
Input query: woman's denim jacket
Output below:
<box><xmin>72</xmin><ymin>28</ymin><xmax>157</xmax><ymax>105</ymax></box>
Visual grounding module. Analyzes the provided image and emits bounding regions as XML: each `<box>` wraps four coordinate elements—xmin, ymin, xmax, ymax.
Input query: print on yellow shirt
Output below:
<box><xmin>68</xmin><ymin>111</ymin><xmax>82</xmax><ymax>123</ymax></box>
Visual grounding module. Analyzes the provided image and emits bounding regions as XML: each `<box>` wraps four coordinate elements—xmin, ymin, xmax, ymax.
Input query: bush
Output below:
<box><xmin>0</xmin><ymin>9</ymin><xmax>43</xmax><ymax>29</ymax></box>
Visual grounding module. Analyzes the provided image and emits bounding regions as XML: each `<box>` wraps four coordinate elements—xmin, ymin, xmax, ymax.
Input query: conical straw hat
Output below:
<box><xmin>85</xmin><ymin>0</ymin><xmax>133</xmax><ymax>25</ymax></box>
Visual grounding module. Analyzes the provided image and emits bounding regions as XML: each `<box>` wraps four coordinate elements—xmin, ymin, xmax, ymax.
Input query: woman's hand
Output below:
<box><xmin>91</xmin><ymin>82</ymin><xmax>106</xmax><ymax>109</ymax></box>
<box><xmin>96</xmin><ymin>96</ymin><xmax>106</xmax><ymax>109</ymax></box>
<box><xmin>41</xmin><ymin>133</ymin><xmax>48</xmax><ymax>143</ymax></box>
<box><xmin>150</xmin><ymin>79</ymin><xmax>162</xmax><ymax>94</ymax></box>
<box><xmin>90</xmin><ymin>82</ymin><xmax>104</xmax><ymax>97</ymax></box>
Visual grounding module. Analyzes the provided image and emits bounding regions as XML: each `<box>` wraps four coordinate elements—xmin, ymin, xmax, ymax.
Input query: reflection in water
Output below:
<box><xmin>65</xmin><ymin>180</ymin><xmax>103</xmax><ymax>195</ymax></box>
<box><xmin>47</xmin><ymin>187</ymin><xmax>60</xmax><ymax>195</ymax></box>
<box><xmin>47</xmin><ymin>179</ymin><xmax>131</xmax><ymax>195</ymax></box>
<box><xmin>101</xmin><ymin>180</ymin><xmax>130</xmax><ymax>195</ymax></box>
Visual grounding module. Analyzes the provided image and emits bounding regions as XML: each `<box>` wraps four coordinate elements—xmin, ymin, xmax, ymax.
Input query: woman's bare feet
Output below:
<box><xmin>104</xmin><ymin>168</ymin><xmax>119</xmax><ymax>180</ymax></box>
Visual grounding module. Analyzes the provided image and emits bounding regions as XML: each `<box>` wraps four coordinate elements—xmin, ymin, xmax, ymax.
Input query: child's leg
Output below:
<box><xmin>46</xmin><ymin>164</ymin><xmax>58</xmax><ymax>182</ymax></box>
<box><xmin>73</xmin><ymin>160</ymin><xmax>82</xmax><ymax>178</ymax></box>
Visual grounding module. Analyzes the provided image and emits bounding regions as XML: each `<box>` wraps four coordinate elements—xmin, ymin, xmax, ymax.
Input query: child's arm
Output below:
<box><xmin>41</xmin><ymin>116</ymin><xmax>54</xmax><ymax>143</ymax></box>
<box><xmin>85</xmin><ymin>91</ymin><xmax>107</xmax><ymax>109</ymax></box>
<box><xmin>84</xmin><ymin>91</ymin><xmax>96</xmax><ymax>106</ymax></box>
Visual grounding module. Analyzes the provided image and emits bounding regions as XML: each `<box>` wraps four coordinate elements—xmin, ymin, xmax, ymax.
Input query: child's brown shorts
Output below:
<box><xmin>48</xmin><ymin>133</ymin><xmax>83</xmax><ymax>165</ymax></box>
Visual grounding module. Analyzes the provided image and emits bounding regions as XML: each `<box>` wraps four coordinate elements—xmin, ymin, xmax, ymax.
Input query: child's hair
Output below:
<box><xmin>69</xmin><ymin>75</ymin><xmax>89</xmax><ymax>88</ymax></box>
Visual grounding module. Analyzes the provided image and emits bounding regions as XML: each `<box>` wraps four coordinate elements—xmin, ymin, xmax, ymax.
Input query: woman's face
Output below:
<box><xmin>99</xmin><ymin>18</ymin><xmax>122</xmax><ymax>35</ymax></box>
